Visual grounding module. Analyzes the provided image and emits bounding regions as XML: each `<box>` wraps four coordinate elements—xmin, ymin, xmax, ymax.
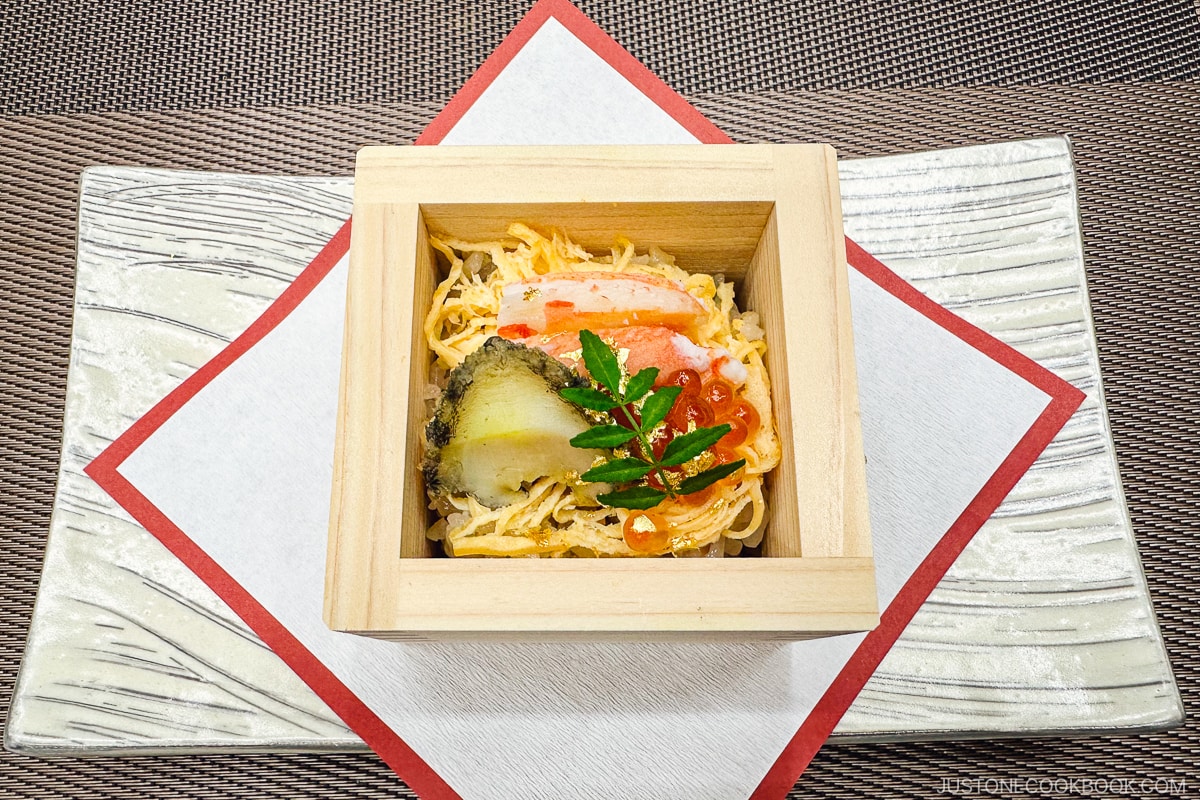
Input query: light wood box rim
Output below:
<box><xmin>325</xmin><ymin>143</ymin><xmax>876</xmax><ymax>641</ymax></box>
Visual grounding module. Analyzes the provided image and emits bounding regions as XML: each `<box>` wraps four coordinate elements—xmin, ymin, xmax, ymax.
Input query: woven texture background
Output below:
<box><xmin>4</xmin><ymin>0</ymin><xmax>1200</xmax><ymax>114</ymax></box>
<box><xmin>2</xmin><ymin>1</ymin><xmax>1199</xmax><ymax>797</ymax></box>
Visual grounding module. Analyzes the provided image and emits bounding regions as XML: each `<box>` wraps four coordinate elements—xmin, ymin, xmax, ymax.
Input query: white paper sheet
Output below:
<box><xmin>441</xmin><ymin>18</ymin><xmax>700</xmax><ymax>146</ymax></box>
<box><xmin>113</xmin><ymin>9</ymin><xmax>1059</xmax><ymax>800</ymax></box>
<box><xmin>120</xmin><ymin>246</ymin><xmax>1050</xmax><ymax>799</ymax></box>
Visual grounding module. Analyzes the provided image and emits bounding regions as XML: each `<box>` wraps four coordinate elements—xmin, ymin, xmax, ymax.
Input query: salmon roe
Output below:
<box><xmin>672</xmin><ymin>482</ymin><xmax>716</xmax><ymax>507</ymax></box>
<box><xmin>729</xmin><ymin>400</ymin><xmax>761</xmax><ymax>436</ymax></box>
<box><xmin>710</xmin><ymin>442</ymin><xmax>741</xmax><ymax>465</ymax></box>
<box><xmin>667</xmin><ymin>395</ymin><xmax>714</xmax><ymax>432</ymax></box>
<box><xmin>626</xmin><ymin>378</ymin><xmax>762</xmax><ymax>505</ymax></box>
<box><xmin>645</xmin><ymin>465</ymin><xmax>682</xmax><ymax>492</ymax></box>
<box><xmin>720</xmin><ymin>416</ymin><xmax>750</xmax><ymax>448</ymax></box>
<box><xmin>644</xmin><ymin>424</ymin><xmax>675</xmax><ymax>460</ymax></box>
<box><xmin>612</xmin><ymin>402</ymin><xmax>641</xmax><ymax>429</ymax></box>
<box><xmin>703</xmin><ymin>379</ymin><xmax>736</xmax><ymax>415</ymax></box>
<box><xmin>665</xmin><ymin>368</ymin><xmax>703</xmax><ymax>397</ymax></box>
<box><xmin>623</xmin><ymin>511</ymin><xmax>671</xmax><ymax>553</ymax></box>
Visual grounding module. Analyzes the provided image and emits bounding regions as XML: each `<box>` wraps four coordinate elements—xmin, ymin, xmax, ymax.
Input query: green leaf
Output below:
<box><xmin>623</xmin><ymin>367</ymin><xmax>659</xmax><ymax>403</ymax></box>
<box><xmin>581</xmin><ymin>457</ymin><xmax>653</xmax><ymax>483</ymax></box>
<box><xmin>677</xmin><ymin>460</ymin><xmax>746</xmax><ymax>494</ymax></box>
<box><xmin>569</xmin><ymin>424</ymin><xmax>638</xmax><ymax>449</ymax></box>
<box><xmin>659</xmin><ymin>423</ymin><xmax>732</xmax><ymax>467</ymax></box>
<box><xmin>579</xmin><ymin>329</ymin><xmax>623</xmax><ymax>397</ymax></box>
<box><xmin>560</xmin><ymin>386</ymin><xmax>619</xmax><ymax>411</ymax></box>
<box><xmin>638</xmin><ymin>385</ymin><xmax>681</xmax><ymax>431</ymax></box>
<box><xmin>598</xmin><ymin>485</ymin><xmax>667</xmax><ymax>510</ymax></box>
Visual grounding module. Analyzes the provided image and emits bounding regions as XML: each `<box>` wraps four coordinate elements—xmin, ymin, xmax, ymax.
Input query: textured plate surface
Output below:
<box><xmin>5</xmin><ymin>136</ymin><xmax>1179</xmax><ymax>756</ymax></box>
<box><xmin>836</xmin><ymin>139</ymin><xmax>1180</xmax><ymax>738</ymax></box>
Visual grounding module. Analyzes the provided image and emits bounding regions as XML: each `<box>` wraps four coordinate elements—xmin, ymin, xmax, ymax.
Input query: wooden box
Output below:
<box><xmin>324</xmin><ymin>144</ymin><xmax>877</xmax><ymax>640</ymax></box>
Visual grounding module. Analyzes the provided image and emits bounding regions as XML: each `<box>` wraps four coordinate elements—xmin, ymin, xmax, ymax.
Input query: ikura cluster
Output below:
<box><xmin>619</xmin><ymin>371</ymin><xmax>762</xmax><ymax>553</ymax></box>
<box><xmin>668</xmin><ymin>371</ymin><xmax>761</xmax><ymax>459</ymax></box>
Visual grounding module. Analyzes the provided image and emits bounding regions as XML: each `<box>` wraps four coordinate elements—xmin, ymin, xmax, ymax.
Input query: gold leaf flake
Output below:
<box><xmin>630</xmin><ymin>514</ymin><xmax>657</xmax><ymax>534</ymax></box>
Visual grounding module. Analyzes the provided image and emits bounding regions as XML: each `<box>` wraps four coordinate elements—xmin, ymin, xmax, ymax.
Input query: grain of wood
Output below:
<box><xmin>326</xmin><ymin>144</ymin><xmax>876</xmax><ymax>638</ymax></box>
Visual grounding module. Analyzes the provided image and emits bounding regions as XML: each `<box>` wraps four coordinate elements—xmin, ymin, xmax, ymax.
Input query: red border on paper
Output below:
<box><xmin>85</xmin><ymin>1</ymin><xmax>1086</xmax><ymax>798</ymax></box>
<box><xmin>86</xmin><ymin>223</ymin><xmax>462</xmax><ymax>800</ymax></box>
<box><xmin>414</xmin><ymin>0</ymin><xmax>730</xmax><ymax>146</ymax></box>
<box><xmin>748</xmin><ymin>243</ymin><xmax>1084</xmax><ymax>798</ymax></box>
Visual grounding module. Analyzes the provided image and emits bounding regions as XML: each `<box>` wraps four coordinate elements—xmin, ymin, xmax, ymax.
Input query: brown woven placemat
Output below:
<box><xmin>1</xmin><ymin>84</ymin><xmax>1197</xmax><ymax>797</ymax></box>
<box><xmin>3</xmin><ymin>0</ymin><xmax>1199</xmax><ymax>115</ymax></box>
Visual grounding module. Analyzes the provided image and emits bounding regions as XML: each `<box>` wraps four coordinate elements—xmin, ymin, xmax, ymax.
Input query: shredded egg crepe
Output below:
<box><xmin>423</xmin><ymin>224</ymin><xmax>781</xmax><ymax>558</ymax></box>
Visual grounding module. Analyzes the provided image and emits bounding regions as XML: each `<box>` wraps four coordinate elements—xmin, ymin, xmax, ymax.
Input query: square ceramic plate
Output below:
<box><xmin>6</xmin><ymin>139</ymin><xmax>1181</xmax><ymax>756</ymax></box>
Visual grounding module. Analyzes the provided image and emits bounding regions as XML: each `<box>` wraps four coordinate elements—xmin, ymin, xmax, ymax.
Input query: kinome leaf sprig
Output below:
<box><xmin>559</xmin><ymin>329</ymin><xmax>747</xmax><ymax>510</ymax></box>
